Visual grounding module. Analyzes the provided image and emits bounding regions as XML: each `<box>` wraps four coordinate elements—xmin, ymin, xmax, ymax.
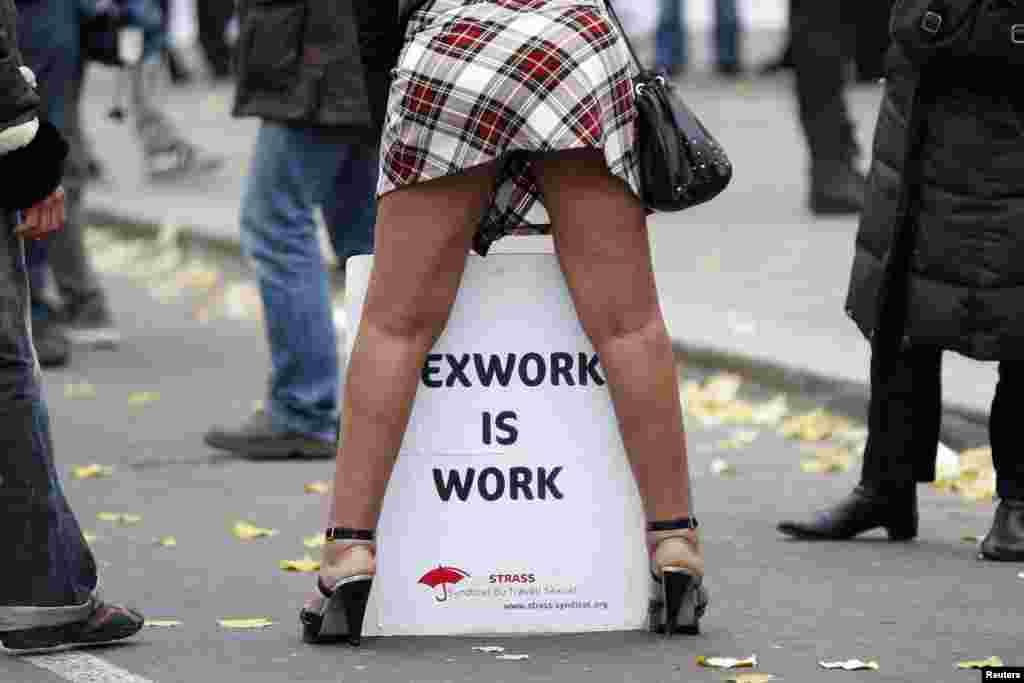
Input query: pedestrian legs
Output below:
<box><xmin>860</xmin><ymin>346</ymin><xmax>944</xmax><ymax>488</ymax></box>
<box><xmin>238</xmin><ymin>123</ymin><xmax>376</xmax><ymax>443</ymax></box>
<box><xmin>655</xmin><ymin>0</ymin><xmax>687</xmax><ymax>75</ymax></box>
<box><xmin>990</xmin><ymin>360</ymin><xmax>1024</xmax><ymax>500</ymax></box>
<box><xmin>713</xmin><ymin>0</ymin><xmax>742</xmax><ymax>73</ymax></box>
<box><xmin>790</xmin><ymin>0</ymin><xmax>865</xmax><ymax>213</ymax></box>
<box><xmin>0</xmin><ymin>226</ymin><xmax>97</xmax><ymax>618</ymax></box>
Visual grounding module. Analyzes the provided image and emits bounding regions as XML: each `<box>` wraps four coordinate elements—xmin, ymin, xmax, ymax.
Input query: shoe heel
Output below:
<box><xmin>339</xmin><ymin>579</ymin><xmax>372</xmax><ymax>646</ymax></box>
<box><xmin>885</xmin><ymin>520</ymin><xmax>918</xmax><ymax>541</ymax></box>
<box><xmin>650</xmin><ymin>568</ymin><xmax>707</xmax><ymax>637</ymax></box>
<box><xmin>299</xmin><ymin>576</ymin><xmax>373</xmax><ymax>646</ymax></box>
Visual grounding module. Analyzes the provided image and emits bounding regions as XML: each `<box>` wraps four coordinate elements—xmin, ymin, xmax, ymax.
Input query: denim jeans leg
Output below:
<box><xmin>0</xmin><ymin>224</ymin><xmax>96</xmax><ymax>623</ymax></box>
<box><xmin>714</xmin><ymin>0</ymin><xmax>741</xmax><ymax>68</ymax></box>
<box><xmin>240</xmin><ymin>123</ymin><xmax>371</xmax><ymax>441</ymax></box>
<box><xmin>655</xmin><ymin>0</ymin><xmax>687</xmax><ymax>72</ymax></box>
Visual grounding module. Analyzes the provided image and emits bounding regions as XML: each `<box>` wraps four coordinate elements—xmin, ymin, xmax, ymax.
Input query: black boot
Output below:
<box><xmin>809</xmin><ymin>160</ymin><xmax>866</xmax><ymax>216</ymax></box>
<box><xmin>979</xmin><ymin>499</ymin><xmax>1024</xmax><ymax>562</ymax></box>
<box><xmin>777</xmin><ymin>484</ymin><xmax>918</xmax><ymax>540</ymax></box>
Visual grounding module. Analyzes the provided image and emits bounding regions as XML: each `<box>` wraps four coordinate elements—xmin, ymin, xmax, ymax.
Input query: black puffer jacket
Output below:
<box><xmin>232</xmin><ymin>0</ymin><xmax>398</xmax><ymax>130</ymax></box>
<box><xmin>845</xmin><ymin>49</ymin><xmax>1024</xmax><ymax>361</ymax></box>
<box><xmin>0</xmin><ymin>0</ymin><xmax>36</xmax><ymax>139</ymax></box>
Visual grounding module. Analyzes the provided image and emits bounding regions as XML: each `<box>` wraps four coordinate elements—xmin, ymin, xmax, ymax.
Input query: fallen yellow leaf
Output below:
<box><xmin>717</xmin><ymin>430</ymin><xmax>759</xmax><ymax>450</ymax></box>
<box><xmin>750</xmin><ymin>396</ymin><xmax>789</xmax><ymax>426</ymax></box>
<box><xmin>710</xmin><ymin>458</ymin><xmax>737</xmax><ymax>477</ymax></box>
<box><xmin>128</xmin><ymin>391</ymin><xmax>161</xmax><ymax>408</ymax></box>
<box><xmin>97</xmin><ymin>512</ymin><xmax>142</xmax><ymax>525</ymax></box>
<box><xmin>961</xmin><ymin>535</ymin><xmax>982</xmax><ymax>544</ymax></box>
<box><xmin>73</xmin><ymin>464</ymin><xmax>114</xmax><ymax>479</ymax></box>
<box><xmin>280</xmin><ymin>556</ymin><xmax>321</xmax><ymax>573</ymax></box>
<box><xmin>697</xmin><ymin>655</ymin><xmax>757</xmax><ymax>669</ymax></box>
<box><xmin>304</xmin><ymin>480</ymin><xmax>330</xmax><ymax>495</ymax></box>
<box><xmin>819</xmin><ymin>660</ymin><xmax>879</xmax><ymax>671</ymax></box>
<box><xmin>155</xmin><ymin>536</ymin><xmax>177</xmax><ymax>547</ymax></box>
<box><xmin>232</xmin><ymin>521</ymin><xmax>279</xmax><ymax>540</ymax></box>
<box><xmin>64</xmin><ymin>381</ymin><xmax>97</xmax><ymax>399</ymax></box>
<box><xmin>303</xmin><ymin>535</ymin><xmax>325</xmax><ymax>549</ymax></box>
<box><xmin>83</xmin><ymin>532</ymin><xmax>97</xmax><ymax>544</ymax></box>
<box><xmin>780</xmin><ymin>410</ymin><xmax>852</xmax><ymax>442</ymax></box>
<box><xmin>217</xmin><ymin>618</ymin><xmax>274</xmax><ymax>629</ymax></box>
<box><xmin>956</xmin><ymin>656</ymin><xmax>1003</xmax><ymax>669</ymax></box>
<box><xmin>146</xmin><ymin>620</ymin><xmax>182</xmax><ymax>628</ymax></box>
<box><xmin>799</xmin><ymin>445</ymin><xmax>853</xmax><ymax>474</ymax></box>
<box><xmin>726</xmin><ymin>674</ymin><xmax>774</xmax><ymax>683</ymax></box>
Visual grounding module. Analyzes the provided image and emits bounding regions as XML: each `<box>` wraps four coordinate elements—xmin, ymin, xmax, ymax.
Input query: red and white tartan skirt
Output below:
<box><xmin>378</xmin><ymin>0</ymin><xmax>641</xmax><ymax>255</ymax></box>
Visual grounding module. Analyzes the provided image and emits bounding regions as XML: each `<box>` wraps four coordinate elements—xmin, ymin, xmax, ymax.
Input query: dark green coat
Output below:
<box><xmin>232</xmin><ymin>0</ymin><xmax>398</xmax><ymax>130</ymax></box>
<box><xmin>846</xmin><ymin>50</ymin><xmax>1024</xmax><ymax>361</ymax></box>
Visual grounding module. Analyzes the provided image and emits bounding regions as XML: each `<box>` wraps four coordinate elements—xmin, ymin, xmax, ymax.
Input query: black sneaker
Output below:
<box><xmin>146</xmin><ymin>142</ymin><xmax>224</xmax><ymax>183</ymax></box>
<box><xmin>59</xmin><ymin>296</ymin><xmax>121</xmax><ymax>349</ymax></box>
<box><xmin>204</xmin><ymin>410</ymin><xmax>336</xmax><ymax>459</ymax></box>
<box><xmin>1</xmin><ymin>599</ymin><xmax>144</xmax><ymax>655</ymax></box>
<box><xmin>32</xmin><ymin>317</ymin><xmax>70</xmax><ymax>369</ymax></box>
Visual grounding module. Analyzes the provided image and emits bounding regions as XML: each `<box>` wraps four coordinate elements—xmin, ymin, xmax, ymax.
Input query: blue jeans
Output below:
<box><xmin>0</xmin><ymin>220</ymin><xmax>97</xmax><ymax>622</ymax></box>
<box><xmin>655</xmin><ymin>0</ymin><xmax>741</xmax><ymax>71</ymax></box>
<box><xmin>239</xmin><ymin>123</ymin><xmax>377</xmax><ymax>441</ymax></box>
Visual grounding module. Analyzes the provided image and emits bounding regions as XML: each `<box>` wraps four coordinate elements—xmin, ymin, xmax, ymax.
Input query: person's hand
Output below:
<box><xmin>15</xmin><ymin>186</ymin><xmax>65</xmax><ymax>239</ymax></box>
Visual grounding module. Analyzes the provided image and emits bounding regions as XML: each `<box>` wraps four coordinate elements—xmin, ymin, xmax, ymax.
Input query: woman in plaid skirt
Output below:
<box><xmin>302</xmin><ymin>0</ymin><xmax>707</xmax><ymax>643</ymax></box>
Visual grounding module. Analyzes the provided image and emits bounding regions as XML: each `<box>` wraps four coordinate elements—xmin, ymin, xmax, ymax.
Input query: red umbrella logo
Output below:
<box><xmin>418</xmin><ymin>566</ymin><xmax>470</xmax><ymax>602</ymax></box>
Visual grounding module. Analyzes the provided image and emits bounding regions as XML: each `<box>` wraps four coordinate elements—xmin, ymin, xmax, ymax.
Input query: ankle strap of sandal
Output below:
<box><xmin>325</xmin><ymin>527</ymin><xmax>375</xmax><ymax>543</ymax></box>
<box><xmin>647</xmin><ymin>517</ymin><xmax>698</xmax><ymax>532</ymax></box>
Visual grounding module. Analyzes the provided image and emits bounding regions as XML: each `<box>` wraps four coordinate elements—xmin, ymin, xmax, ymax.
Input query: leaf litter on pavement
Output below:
<box><xmin>304</xmin><ymin>480</ymin><xmax>330</xmax><ymax>495</ymax></box>
<box><xmin>726</xmin><ymin>674</ymin><xmax>774</xmax><ymax>683</ymax></box>
<box><xmin>73</xmin><ymin>464</ymin><xmax>114</xmax><ymax>479</ymax></box>
<box><xmin>956</xmin><ymin>656</ymin><xmax>1003</xmax><ymax>669</ymax></box>
<box><xmin>145</xmin><ymin>620</ymin><xmax>183</xmax><ymax>629</ymax></box>
<box><xmin>217</xmin><ymin>618</ymin><xmax>274</xmax><ymax>630</ymax></box>
<box><xmin>97</xmin><ymin>512</ymin><xmax>142</xmax><ymax>525</ymax></box>
<box><xmin>232</xmin><ymin>521</ymin><xmax>279</xmax><ymax>540</ymax></box>
<box><xmin>280</xmin><ymin>556</ymin><xmax>320</xmax><ymax>573</ymax></box>
<box><xmin>64</xmin><ymin>381</ymin><xmax>97</xmax><ymax>399</ymax></box>
<box><xmin>819</xmin><ymin>659</ymin><xmax>879</xmax><ymax>671</ymax></box>
<box><xmin>697</xmin><ymin>655</ymin><xmax>757</xmax><ymax>669</ymax></box>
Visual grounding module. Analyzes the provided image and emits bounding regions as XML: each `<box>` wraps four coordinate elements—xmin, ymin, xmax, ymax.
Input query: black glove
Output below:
<box><xmin>0</xmin><ymin>120</ymin><xmax>69</xmax><ymax>211</ymax></box>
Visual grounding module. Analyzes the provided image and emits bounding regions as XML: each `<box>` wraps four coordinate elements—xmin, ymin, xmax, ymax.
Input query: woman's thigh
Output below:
<box><xmin>364</xmin><ymin>161</ymin><xmax>501</xmax><ymax>335</ymax></box>
<box><xmin>533</xmin><ymin>148</ymin><xmax>661</xmax><ymax>343</ymax></box>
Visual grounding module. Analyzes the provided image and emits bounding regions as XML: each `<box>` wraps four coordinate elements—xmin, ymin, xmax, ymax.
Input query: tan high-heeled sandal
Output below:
<box><xmin>299</xmin><ymin>528</ymin><xmax>375</xmax><ymax>646</ymax></box>
<box><xmin>648</xmin><ymin>517</ymin><xmax>709</xmax><ymax>636</ymax></box>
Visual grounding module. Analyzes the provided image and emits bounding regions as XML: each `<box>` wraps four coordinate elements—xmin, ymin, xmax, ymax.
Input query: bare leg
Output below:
<box><xmin>533</xmin><ymin>149</ymin><xmax>699</xmax><ymax>574</ymax></box>
<box><xmin>317</xmin><ymin>162</ymin><xmax>499</xmax><ymax>587</ymax></box>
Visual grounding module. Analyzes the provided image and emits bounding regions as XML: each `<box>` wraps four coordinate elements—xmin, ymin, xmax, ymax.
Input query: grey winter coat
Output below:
<box><xmin>845</xmin><ymin>49</ymin><xmax>1024</xmax><ymax>361</ymax></box>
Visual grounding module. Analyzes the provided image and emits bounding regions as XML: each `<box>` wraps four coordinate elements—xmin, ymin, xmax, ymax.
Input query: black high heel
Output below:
<box><xmin>648</xmin><ymin>518</ymin><xmax>708</xmax><ymax>637</ymax></box>
<box><xmin>299</xmin><ymin>528</ymin><xmax>374</xmax><ymax>646</ymax></box>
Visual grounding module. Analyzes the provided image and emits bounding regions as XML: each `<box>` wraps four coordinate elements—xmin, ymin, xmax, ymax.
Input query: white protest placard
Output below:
<box><xmin>344</xmin><ymin>241</ymin><xmax>650</xmax><ymax>635</ymax></box>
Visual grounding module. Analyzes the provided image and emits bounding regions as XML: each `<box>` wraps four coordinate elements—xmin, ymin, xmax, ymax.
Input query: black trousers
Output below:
<box><xmin>790</xmin><ymin>0</ymin><xmax>857</xmax><ymax>162</ymax></box>
<box><xmin>861</xmin><ymin>346</ymin><xmax>1024</xmax><ymax>500</ymax></box>
<box><xmin>196</xmin><ymin>0</ymin><xmax>234</xmax><ymax>76</ymax></box>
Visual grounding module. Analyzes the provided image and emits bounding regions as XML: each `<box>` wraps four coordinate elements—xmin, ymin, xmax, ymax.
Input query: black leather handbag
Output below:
<box><xmin>890</xmin><ymin>0</ymin><xmax>1024</xmax><ymax>67</ymax></box>
<box><xmin>605</xmin><ymin>1</ymin><xmax>732</xmax><ymax>212</ymax></box>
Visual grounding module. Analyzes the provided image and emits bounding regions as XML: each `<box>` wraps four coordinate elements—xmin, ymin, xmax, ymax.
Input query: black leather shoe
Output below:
<box><xmin>777</xmin><ymin>484</ymin><xmax>918</xmax><ymax>541</ymax></box>
<box><xmin>979</xmin><ymin>499</ymin><xmax>1024</xmax><ymax>562</ymax></box>
<box><xmin>809</xmin><ymin>161</ymin><xmax>866</xmax><ymax>216</ymax></box>
<box><xmin>204</xmin><ymin>410</ymin><xmax>336</xmax><ymax>459</ymax></box>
